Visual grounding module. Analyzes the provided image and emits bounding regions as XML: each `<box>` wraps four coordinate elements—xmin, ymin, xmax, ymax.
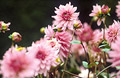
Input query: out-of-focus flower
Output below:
<box><xmin>1</xmin><ymin>47</ymin><xmax>38</xmax><ymax>78</ymax></box>
<box><xmin>76</xmin><ymin>67</ymin><xmax>94</xmax><ymax>78</ymax></box>
<box><xmin>52</xmin><ymin>2</ymin><xmax>79</xmax><ymax>30</ymax></box>
<box><xmin>9</xmin><ymin>32</ymin><xmax>22</xmax><ymax>42</ymax></box>
<box><xmin>28</xmin><ymin>39</ymin><xmax>59</xmax><ymax>76</ymax></box>
<box><xmin>106</xmin><ymin>20</ymin><xmax>120</xmax><ymax>43</ymax></box>
<box><xmin>108</xmin><ymin>37</ymin><xmax>120</xmax><ymax>67</ymax></box>
<box><xmin>92</xmin><ymin>29</ymin><xmax>103</xmax><ymax>43</ymax></box>
<box><xmin>0</xmin><ymin>21</ymin><xmax>10</xmax><ymax>33</ymax></box>
<box><xmin>116</xmin><ymin>1</ymin><xmax>120</xmax><ymax>19</ymax></box>
<box><xmin>89</xmin><ymin>4</ymin><xmax>110</xmax><ymax>26</ymax></box>
<box><xmin>79</xmin><ymin>23</ymin><xmax>93</xmax><ymax>42</ymax></box>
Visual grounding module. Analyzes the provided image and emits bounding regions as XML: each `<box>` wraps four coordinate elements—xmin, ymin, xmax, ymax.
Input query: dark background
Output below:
<box><xmin>0</xmin><ymin>0</ymin><xmax>118</xmax><ymax>59</ymax></box>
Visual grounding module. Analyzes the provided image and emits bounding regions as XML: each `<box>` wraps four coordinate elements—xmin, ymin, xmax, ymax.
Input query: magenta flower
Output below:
<box><xmin>1</xmin><ymin>47</ymin><xmax>38</xmax><ymax>78</ymax></box>
<box><xmin>52</xmin><ymin>2</ymin><xmax>79</xmax><ymax>30</ymax></box>
<box><xmin>28</xmin><ymin>39</ymin><xmax>59</xmax><ymax>76</ymax></box>
<box><xmin>116</xmin><ymin>1</ymin><xmax>120</xmax><ymax>19</ymax></box>
<box><xmin>106</xmin><ymin>20</ymin><xmax>120</xmax><ymax>43</ymax></box>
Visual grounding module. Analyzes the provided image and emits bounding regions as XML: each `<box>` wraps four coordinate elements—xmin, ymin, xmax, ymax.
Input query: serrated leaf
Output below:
<box><xmin>70</xmin><ymin>41</ymin><xmax>81</xmax><ymax>44</ymax></box>
<box><xmin>82</xmin><ymin>61</ymin><xmax>88</xmax><ymax>68</ymax></box>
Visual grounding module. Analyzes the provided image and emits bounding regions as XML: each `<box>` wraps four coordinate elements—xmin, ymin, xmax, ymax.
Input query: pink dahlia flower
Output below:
<box><xmin>108</xmin><ymin>37</ymin><xmax>120</xmax><ymax>67</ymax></box>
<box><xmin>106</xmin><ymin>20</ymin><xmax>120</xmax><ymax>43</ymax></box>
<box><xmin>1</xmin><ymin>47</ymin><xmax>38</xmax><ymax>78</ymax></box>
<box><xmin>116</xmin><ymin>1</ymin><xmax>120</xmax><ymax>19</ymax></box>
<box><xmin>28</xmin><ymin>39</ymin><xmax>59</xmax><ymax>76</ymax></box>
<box><xmin>44</xmin><ymin>25</ymin><xmax>72</xmax><ymax>60</ymax></box>
<box><xmin>55</xmin><ymin>31</ymin><xmax>72</xmax><ymax>60</ymax></box>
<box><xmin>79</xmin><ymin>23</ymin><xmax>93</xmax><ymax>42</ymax></box>
<box><xmin>89</xmin><ymin>4</ymin><xmax>101</xmax><ymax>17</ymax></box>
<box><xmin>52</xmin><ymin>2</ymin><xmax>79</xmax><ymax>30</ymax></box>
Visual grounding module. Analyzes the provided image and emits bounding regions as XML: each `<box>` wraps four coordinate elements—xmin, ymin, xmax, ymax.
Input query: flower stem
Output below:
<box><xmin>63</xmin><ymin>70</ymin><xmax>81</xmax><ymax>78</ymax></box>
<box><xmin>96</xmin><ymin>65</ymin><xmax>111</xmax><ymax>77</ymax></box>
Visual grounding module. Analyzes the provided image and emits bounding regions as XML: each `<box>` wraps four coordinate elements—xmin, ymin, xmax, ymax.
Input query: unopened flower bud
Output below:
<box><xmin>0</xmin><ymin>21</ymin><xmax>10</xmax><ymax>33</ymax></box>
<box><xmin>73</xmin><ymin>20</ymin><xmax>83</xmax><ymax>29</ymax></box>
<box><xmin>9</xmin><ymin>32</ymin><xmax>22</xmax><ymax>42</ymax></box>
<box><xmin>40</xmin><ymin>27</ymin><xmax>45</xmax><ymax>33</ymax></box>
<box><xmin>101</xmin><ymin>5</ymin><xmax>111</xmax><ymax>14</ymax></box>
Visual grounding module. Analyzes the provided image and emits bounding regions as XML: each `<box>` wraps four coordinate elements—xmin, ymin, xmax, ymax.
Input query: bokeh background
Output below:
<box><xmin>0</xmin><ymin>0</ymin><xmax>118</xmax><ymax>59</ymax></box>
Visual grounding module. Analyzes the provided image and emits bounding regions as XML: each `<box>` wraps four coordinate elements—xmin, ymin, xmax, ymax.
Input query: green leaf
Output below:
<box><xmin>70</xmin><ymin>41</ymin><xmax>81</xmax><ymax>44</ymax></box>
<box><xmin>8</xmin><ymin>34</ymin><xmax>12</xmax><ymax>39</ymax></box>
<box><xmin>107</xmin><ymin>13</ymin><xmax>111</xmax><ymax>16</ymax></box>
<box><xmin>116</xmin><ymin>66</ymin><xmax>120</xmax><ymax>70</ymax></box>
<box><xmin>82</xmin><ymin>61</ymin><xmax>88</xmax><ymax>68</ymax></box>
<box><xmin>88</xmin><ymin>62</ymin><xmax>99</xmax><ymax>68</ymax></box>
<box><xmin>101</xmin><ymin>48</ymin><xmax>110</xmax><ymax>53</ymax></box>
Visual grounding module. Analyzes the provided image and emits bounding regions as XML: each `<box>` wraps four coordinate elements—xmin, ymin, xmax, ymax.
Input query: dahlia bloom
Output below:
<box><xmin>52</xmin><ymin>2</ymin><xmax>79</xmax><ymax>30</ymax></box>
<box><xmin>89</xmin><ymin>4</ymin><xmax>110</xmax><ymax>26</ymax></box>
<box><xmin>28</xmin><ymin>39</ymin><xmax>59</xmax><ymax>76</ymax></box>
<box><xmin>1</xmin><ymin>47</ymin><xmax>38</xmax><ymax>78</ymax></box>
<box><xmin>92</xmin><ymin>29</ymin><xmax>103</xmax><ymax>43</ymax></box>
<box><xmin>89</xmin><ymin>4</ymin><xmax>101</xmax><ymax>17</ymax></box>
<box><xmin>79</xmin><ymin>23</ymin><xmax>93</xmax><ymax>42</ymax></box>
<box><xmin>0</xmin><ymin>21</ymin><xmax>10</xmax><ymax>33</ymax></box>
<box><xmin>44</xmin><ymin>25</ymin><xmax>72</xmax><ymax>60</ymax></box>
<box><xmin>108</xmin><ymin>37</ymin><xmax>120</xmax><ymax>67</ymax></box>
<box><xmin>116</xmin><ymin>1</ymin><xmax>120</xmax><ymax>19</ymax></box>
<box><xmin>106</xmin><ymin>20</ymin><xmax>120</xmax><ymax>43</ymax></box>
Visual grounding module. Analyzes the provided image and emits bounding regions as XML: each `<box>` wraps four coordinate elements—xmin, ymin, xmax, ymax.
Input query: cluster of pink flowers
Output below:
<box><xmin>1</xmin><ymin>1</ymin><xmax>120</xmax><ymax>78</ymax></box>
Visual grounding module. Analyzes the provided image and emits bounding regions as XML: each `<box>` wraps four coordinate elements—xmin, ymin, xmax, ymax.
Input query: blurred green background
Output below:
<box><xmin>0</xmin><ymin>0</ymin><xmax>118</xmax><ymax>59</ymax></box>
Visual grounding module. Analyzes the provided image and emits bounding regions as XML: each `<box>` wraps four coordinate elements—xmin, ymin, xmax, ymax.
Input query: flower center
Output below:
<box><xmin>36</xmin><ymin>50</ymin><xmax>47</xmax><ymax>60</ymax></box>
<box><xmin>62</xmin><ymin>11</ymin><xmax>71</xmax><ymax>21</ymax></box>
<box><xmin>10</xmin><ymin>59</ymin><xmax>23</xmax><ymax>73</ymax></box>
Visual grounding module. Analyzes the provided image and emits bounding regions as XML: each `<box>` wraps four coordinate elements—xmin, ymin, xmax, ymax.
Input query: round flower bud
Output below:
<box><xmin>40</xmin><ymin>27</ymin><xmax>45</xmax><ymax>33</ymax></box>
<box><xmin>9</xmin><ymin>32</ymin><xmax>22</xmax><ymax>42</ymax></box>
<box><xmin>73</xmin><ymin>20</ymin><xmax>83</xmax><ymax>29</ymax></box>
<box><xmin>101</xmin><ymin>5</ymin><xmax>111</xmax><ymax>14</ymax></box>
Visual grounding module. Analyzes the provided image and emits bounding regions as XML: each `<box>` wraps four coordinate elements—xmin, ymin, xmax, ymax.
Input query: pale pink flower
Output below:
<box><xmin>92</xmin><ymin>29</ymin><xmax>103</xmax><ymax>43</ymax></box>
<box><xmin>44</xmin><ymin>25</ymin><xmax>55</xmax><ymax>40</ymax></box>
<box><xmin>79</xmin><ymin>23</ymin><xmax>93</xmax><ymax>42</ymax></box>
<box><xmin>106</xmin><ymin>20</ymin><xmax>120</xmax><ymax>43</ymax></box>
<box><xmin>52</xmin><ymin>2</ymin><xmax>79</xmax><ymax>30</ymax></box>
<box><xmin>28</xmin><ymin>39</ymin><xmax>59</xmax><ymax>76</ymax></box>
<box><xmin>1</xmin><ymin>47</ymin><xmax>38</xmax><ymax>78</ymax></box>
<box><xmin>55</xmin><ymin>31</ymin><xmax>72</xmax><ymax>60</ymax></box>
<box><xmin>108</xmin><ymin>37</ymin><xmax>120</xmax><ymax>67</ymax></box>
<box><xmin>44</xmin><ymin>25</ymin><xmax>72</xmax><ymax>60</ymax></box>
<box><xmin>89</xmin><ymin>4</ymin><xmax>101</xmax><ymax>17</ymax></box>
<box><xmin>89</xmin><ymin>4</ymin><xmax>106</xmax><ymax>26</ymax></box>
<box><xmin>116</xmin><ymin>1</ymin><xmax>120</xmax><ymax>19</ymax></box>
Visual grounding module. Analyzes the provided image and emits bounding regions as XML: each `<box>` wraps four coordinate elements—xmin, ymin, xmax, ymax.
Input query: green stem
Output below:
<box><xmin>96</xmin><ymin>65</ymin><xmax>111</xmax><ymax>77</ymax></box>
<box><xmin>63</xmin><ymin>70</ymin><xmax>81</xmax><ymax>78</ymax></box>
